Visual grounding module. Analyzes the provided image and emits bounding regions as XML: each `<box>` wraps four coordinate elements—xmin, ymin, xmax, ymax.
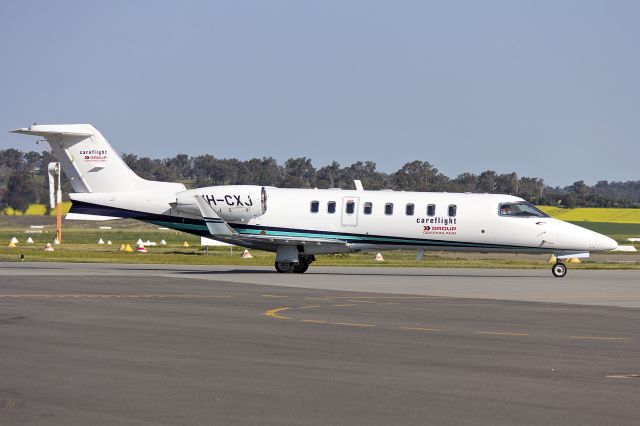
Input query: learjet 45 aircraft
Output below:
<box><xmin>11</xmin><ymin>124</ymin><xmax>618</xmax><ymax>277</ymax></box>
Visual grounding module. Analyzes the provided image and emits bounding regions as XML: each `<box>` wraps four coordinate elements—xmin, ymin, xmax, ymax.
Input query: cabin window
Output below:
<box><xmin>327</xmin><ymin>201</ymin><xmax>336</xmax><ymax>214</ymax></box>
<box><xmin>448</xmin><ymin>204</ymin><xmax>457</xmax><ymax>217</ymax></box>
<box><xmin>363</xmin><ymin>202</ymin><xmax>372</xmax><ymax>215</ymax></box>
<box><xmin>310</xmin><ymin>201</ymin><xmax>319</xmax><ymax>213</ymax></box>
<box><xmin>384</xmin><ymin>203</ymin><xmax>394</xmax><ymax>215</ymax></box>
<box><xmin>345</xmin><ymin>201</ymin><xmax>355</xmax><ymax>214</ymax></box>
<box><xmin>405</xmin><ymin>203</ymin><xmax>415</xmax><ymax>216</ymax></box>
<box><xmin>498</xmin><ymin>202</ymin><xmax>548</xmax><ymax>218</ymax></box>
<box><xmin>427</xmin><ymin>204</ymin><xmax>436</xmax><ymax>216</ymax></box>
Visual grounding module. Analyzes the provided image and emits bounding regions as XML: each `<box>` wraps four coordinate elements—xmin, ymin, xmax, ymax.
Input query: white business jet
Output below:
<box><xmin>11</xmin><ymin>124</ymin><xmax>617</xmax><ymax>277</ymax></box>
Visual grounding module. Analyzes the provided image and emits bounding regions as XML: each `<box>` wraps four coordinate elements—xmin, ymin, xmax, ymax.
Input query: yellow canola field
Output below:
<box><xmin>2</xmin><ymin>202</ymin><xmax>72</xmax><ymax>216</ymax></box>
<box><xmin>538</xmin><ymin>206</ymin><xmax>640</xmax><ymax>224</ymax></box>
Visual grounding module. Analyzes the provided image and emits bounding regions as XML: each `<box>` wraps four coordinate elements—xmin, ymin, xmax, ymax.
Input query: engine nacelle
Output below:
<box><xmin>174</xmin><ymin>185</ymin><xmax>267</xmax><ymax>222</ymax></box>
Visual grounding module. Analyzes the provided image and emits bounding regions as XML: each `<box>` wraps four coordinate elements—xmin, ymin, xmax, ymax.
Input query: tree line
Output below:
<box><xmin>1</xmin><ymin>148</ymin><xmax>639</xmax><ymax>212</ymax></box>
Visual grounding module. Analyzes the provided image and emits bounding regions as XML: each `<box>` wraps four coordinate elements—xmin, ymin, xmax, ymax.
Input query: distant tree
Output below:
<box><xmin>5</xmin><ymin>171</ymin><xmax>37</xmax><ymax>212</ymax></box>
<box><xmin>517</xmin><ymin>177</ymin><xmax>545</xmax><ymax>202</ymax></box>
<box><xmin>152</xmin><ymin>159</ymin><xmax>178</xmax><ymax>182</ymax></box>
<box><xmin>392</xmin><ymin>161</ymin><xmax>440</xmax><ymax>191</ymax></box>
<box><xmin>561</xmin><ymin>193</ymin><xmax>577</xmax><ymax>209</ymax></box>
<box><xmin>165</xmin><ymin>154</ymin><xmax>193</xmax><ymax>180</ymax></box>
<box><xmin>0</xmin><ymin>149</ymin><xmax>24</xmax><ymax>172</ymax></box>
<box><xmin>316</xmin><ymin>161</ymin><xmax>341</xmax><ymax>188</ymax></box>
<box><xmin>345</xmin><ymin>161</ymin><xmax>388</xmax><ymax>190</ymax></box>
<box><xmin>453</xmin><ymin>173</ymin><xmax>478</xmax><ymax>192</ymax></box>
<box><xmin>121</xmin><ymin>153</ymin><xmax>139</xmax><ymax>171</ymax></box>
<box><xmin>23</xmin><ymin>151</ymin><xmax>41</xmax><ymax>172</ymax></box>
<box><xmin>477</xmin><ymin>170</ymin><xmax>498</xmax><ymax>193</ymax></box>
<box><xmin>0</xmin><ymin>187</ymin><xmax>7</xmax><ymax>210</ymax></box>
<box><xmin>283</xmin><ymin>157</ymin><xmax>316</xmax><ymax>188</ymax></box>
<box><xmin>495</xmin><ymin>172</ymin><xmax>519</xmax><ymax>195</ymax></box>
<box><xmin>2</xmin><ymin>148</ymin><xmax>639</xmax><ymax>209</ymax></box>
<box><xmin>568</xmin><ymin>180</ymin><xmax>588</xmax><ymax>197</ymax></box>
<box><xmin>193</xmin><ymin>154</ymin><xmax>216</xmax><ymax>185</ymax></box>
<box><xmin>252</xmin><ymin>157</ymin><xmax>283</xmax><ymax>186</ymax></box>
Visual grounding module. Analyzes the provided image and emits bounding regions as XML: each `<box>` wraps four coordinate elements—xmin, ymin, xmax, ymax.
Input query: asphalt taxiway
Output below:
<box><xmin>1</xmin><ymin>263</ymin><xmax>639</xmax><ymax>425</ymax></box>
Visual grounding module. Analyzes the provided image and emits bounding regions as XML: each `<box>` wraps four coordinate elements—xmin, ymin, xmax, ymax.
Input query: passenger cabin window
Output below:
<box><xmin>363</xmin><ymin>202</ymin><xmax>372</xmax><ymax>215</ymax></box>
<box><xmin>499</xmin><ymin>202</ymin><xmax>549</xmax><ymax>218</ymax></box>
<box><xmin>310</xmin><ymin>201</ymin><xmax>319</xmax><ymax>213</ymax></box>
<box><xmin>405</xmin><ymin>203</ymin><xmax>414</xmax><ymax>216</ymax></box>
<box><xmin>385</xmin><ymin>203</ymin><xmax>394</xmax><ymax>215</ymax></box>
<box><xmin>327</xmin><ymin>201</ymin><xmax>336</xmax><ymax>214</ymax></box>
<box><xmin>345</xmin><ymin>201</ymin><xmax>355</xmax><ymax>214</ymax></box>
<box><xmin>448</xmin><ymin>204</ymin><xmax>457</xmax><ymax>217</ymax></box>
<box><xmin>427</xmin><ymin>204</ymin><xmax>436</xmax><ymax>216</ymax></box>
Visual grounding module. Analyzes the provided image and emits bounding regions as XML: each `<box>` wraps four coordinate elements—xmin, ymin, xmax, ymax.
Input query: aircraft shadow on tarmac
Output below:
<box><xmin>174</xmin><ymin>269</ymin><xmax>539</xmax><ymax>278</ymax></box>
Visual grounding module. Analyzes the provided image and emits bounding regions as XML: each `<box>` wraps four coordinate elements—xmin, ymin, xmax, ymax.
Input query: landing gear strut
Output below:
<box><xmin>274</xmin><ymin>255</ymin><xmax>315</xmax><ymax>274</ymax></box>
<box><xmin>551</xmin><ymin>262</ymin><xmax>567</xmax><ymax>278</ymax></box>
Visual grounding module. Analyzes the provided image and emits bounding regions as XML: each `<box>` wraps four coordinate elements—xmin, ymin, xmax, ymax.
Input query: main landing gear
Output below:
<box><xmin>551</xmin><ymin>261</ymin><xmax>567</xmax><ymax>278</ymax></box>
<box><xmin>274</xmin><ymin>255</ymin><xmax>315</xmax><ymax>274</ymax></box>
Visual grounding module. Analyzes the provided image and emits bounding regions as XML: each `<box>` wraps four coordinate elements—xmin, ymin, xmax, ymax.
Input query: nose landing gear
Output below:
<box><xmin>551</xmin><ymin>262</ymin><xmax>567</xmax><ymax>278</ymax></box>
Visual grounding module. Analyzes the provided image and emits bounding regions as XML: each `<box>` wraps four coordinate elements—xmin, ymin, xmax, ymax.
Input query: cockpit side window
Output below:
<box><xmin>498</xmin><ymin>202</ymin><xmax>549</xmax><ymax>218</ymax></box>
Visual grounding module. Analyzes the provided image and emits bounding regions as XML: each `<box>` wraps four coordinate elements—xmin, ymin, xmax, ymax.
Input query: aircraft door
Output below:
<box><xmin>341</xmin><ymin>197</ymin><xmax>359</xmax><ymax>227</ymax></box>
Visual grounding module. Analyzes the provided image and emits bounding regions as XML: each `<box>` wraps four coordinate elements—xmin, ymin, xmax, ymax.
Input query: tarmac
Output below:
<box><xmin>1</xmin><ymin>263</ymin><xmax>639</xmax><ymax>425</ymax></box>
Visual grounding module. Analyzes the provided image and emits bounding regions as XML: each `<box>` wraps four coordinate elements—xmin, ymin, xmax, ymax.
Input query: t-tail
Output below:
<box><xmin>11</xmin><ymin>124</ymin><xmax>185</xmax><ymax>220</ymax></box>
<box><xmin>11</xmin><ymin>124</ymin><xmax>183</xmax><ymax>193</ymax></box>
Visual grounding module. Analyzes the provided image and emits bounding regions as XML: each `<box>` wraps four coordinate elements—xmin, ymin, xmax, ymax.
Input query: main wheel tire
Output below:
<box><xmin>275</xmin><ymin>261</ymin><xmax>295</xmax><ymax>273</ymax></box>
<box><xmin>552</xmin><ymin>262</ymin><xmax>567</xmax><ymax>278</ymax></box>
<box><xmin>293</xmin><ymin>260</ymin><xmax>309</xmax><ymax>273</ymax></box>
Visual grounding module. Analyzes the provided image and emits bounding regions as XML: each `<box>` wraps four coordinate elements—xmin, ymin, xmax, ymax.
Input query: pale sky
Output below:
<box><xmin>1</xmin><ymin>1</ymin><xmax>638</xmax><ymax>187</ymax></box>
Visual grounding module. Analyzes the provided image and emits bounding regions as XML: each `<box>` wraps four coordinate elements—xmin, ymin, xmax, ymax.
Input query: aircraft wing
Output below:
<box><xmin>194</xmin><ymin>196</ymin><xmax>237</xmax><ymax>237</ymax></box>
<box><xmin>234</xmin><ymin>233</ymin><xmax>346</xmax><ymax>246</ymax></box>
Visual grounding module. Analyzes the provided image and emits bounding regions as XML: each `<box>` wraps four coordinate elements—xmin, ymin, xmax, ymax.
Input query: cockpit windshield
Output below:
<box><xmin>498</xmin><ymin>201</ymin><xmax>549</xmax><ymax>218</ymax></box>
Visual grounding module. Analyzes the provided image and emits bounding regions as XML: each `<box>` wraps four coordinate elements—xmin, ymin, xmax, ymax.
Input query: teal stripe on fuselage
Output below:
<box><xmin>235</xmin><ymin>228</ymin><xmax>492</xmax><ymax>247</ymax></box>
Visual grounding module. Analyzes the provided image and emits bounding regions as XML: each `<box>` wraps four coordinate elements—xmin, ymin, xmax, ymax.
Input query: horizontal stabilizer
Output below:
<box><xmin>194</xmin><ymin>196</ymin><xmax>237</xmax><ymax>237</ymax></box>
<box><xmin>11</xmin><ymin>127</ymin><xmax>93</xmax><ymax>138</ymax></box>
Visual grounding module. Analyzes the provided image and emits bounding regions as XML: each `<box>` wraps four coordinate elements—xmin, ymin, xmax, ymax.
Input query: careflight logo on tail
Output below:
<box><xmin>79</xmin><ymin>149</ymin><xmax>108</xmax><ymax>162</ymax></box>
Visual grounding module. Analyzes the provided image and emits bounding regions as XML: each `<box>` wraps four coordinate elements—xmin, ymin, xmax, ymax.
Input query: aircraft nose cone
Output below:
<box><xmin>594</xmin><ymin>233</ymin><xmax>618</xmax><ymax>251</ymax></box>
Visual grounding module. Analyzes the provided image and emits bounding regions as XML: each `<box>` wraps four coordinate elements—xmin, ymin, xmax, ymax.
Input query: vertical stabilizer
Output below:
<box><xmin>11</xmin><ymin>124</ymin><xmax>184</xmax><ymax>194</ymax></box>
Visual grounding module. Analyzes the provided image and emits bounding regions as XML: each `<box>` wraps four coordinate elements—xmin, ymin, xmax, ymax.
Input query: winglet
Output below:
<box><xmin>194</xmin><ymin>196</ymin><xmax>237</xmax><ymax>237</ymax></box>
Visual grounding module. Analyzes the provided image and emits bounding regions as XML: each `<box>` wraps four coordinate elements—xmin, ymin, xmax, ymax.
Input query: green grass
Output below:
<box><xmin>568</xmin><ymin>221</ymin><xmax>640</xmax><ymax>238</ymax></box>
<box><xmin>1</xmin><ymin>244</ymin><xmax>638</xmax><ymax>270</ymax></box>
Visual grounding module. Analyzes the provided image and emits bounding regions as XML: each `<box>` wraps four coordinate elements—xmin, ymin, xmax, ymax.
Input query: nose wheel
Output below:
<box><xmin>552</xmin><ymin>262</ymin><xmax>567</xmax><ymax>278</ymax></box>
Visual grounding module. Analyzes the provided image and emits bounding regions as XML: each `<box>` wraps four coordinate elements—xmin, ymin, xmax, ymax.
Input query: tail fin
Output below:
<box><xmin>11</xmin><ymin>124</ymin><xmax>184</xmax><ymax>193</ymax></box>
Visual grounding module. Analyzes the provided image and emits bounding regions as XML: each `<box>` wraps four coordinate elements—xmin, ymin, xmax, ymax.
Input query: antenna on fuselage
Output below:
<box><xmin>354</xmin><ymin>180</ymin><xmax>364</xmax><ymax>191</ymax></box>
